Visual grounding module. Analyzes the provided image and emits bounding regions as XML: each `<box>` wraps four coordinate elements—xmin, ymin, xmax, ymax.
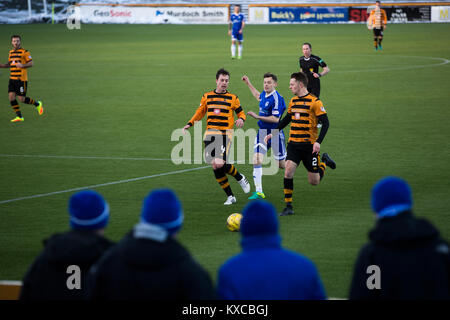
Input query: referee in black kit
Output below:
<box><xmin>298</xmin><ymin>42</ymin><xmax>330</xmax><ymax>98</ymax></box>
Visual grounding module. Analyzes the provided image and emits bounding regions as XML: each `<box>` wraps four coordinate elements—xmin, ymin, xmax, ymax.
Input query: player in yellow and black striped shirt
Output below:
<box><xmin>266</xmin><ymin>72</ymin><xmax>336</xmax><ymax>216</ymax></box>
<box><xmin>0</xmin><ymin>35</ymin><xmax>43</xmax><ymax>122</ymax></box>
<box><xmin>368</xmin><ymin>1</ymin><xmax>387</xmax><ymax>51</ymax></box>
<box><xmin>183</xmin><ymin>68</ymin><xmax>250</xmax><ymax>205</ymax></box>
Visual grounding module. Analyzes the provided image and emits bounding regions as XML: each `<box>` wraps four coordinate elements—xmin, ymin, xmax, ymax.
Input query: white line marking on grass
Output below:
<box><xmin>0</xmin><ymin>165</ymin><xmax>209</xmax><ymax>205</ymax></box>
<box><xmin>271</xmin><ymin>55</ymin><xmax>449</xmax><ymax>74</ymax></box>
<box><xmin>0</xmin><ymin>154</ymin><xmax>171</xmax><ymax>161</ymax></box>
<box><xmin>334</xmin><ymin>55</ymin><xmax>450</xmax><ymax>74</ymax></box>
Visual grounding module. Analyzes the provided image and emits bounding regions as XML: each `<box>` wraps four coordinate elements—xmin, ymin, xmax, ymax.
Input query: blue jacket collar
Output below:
<box><xmin>240</xmin><ymin>234</ymin><xmax>282</xmax><ymax>250</ymax></box>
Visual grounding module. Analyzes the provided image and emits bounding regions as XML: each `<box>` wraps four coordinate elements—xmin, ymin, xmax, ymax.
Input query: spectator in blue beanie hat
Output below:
<box><xmin>217</xmin><ymin>200</ymin><xmax>327</xmax><ymax>300</ymax></box>
<box><xmin>349</xmin><ymin>176</ymin><xmax>450</xmax><ymax>300</ymax></box>
<box><xmin>87</xmin><ymin>188</ymin><xmax>215</xmax><ymax>300</ymax></box>
<box><xmin>20</xmin><ymin>190</ymin><xmax>114</xmax><ymax>300</ymax></box>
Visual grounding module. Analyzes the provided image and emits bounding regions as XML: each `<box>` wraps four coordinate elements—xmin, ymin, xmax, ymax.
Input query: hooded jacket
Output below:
<box><xmin>87</xmin><ymin>231</ymin><xmax>215</xmax><ymax>300</ymax></box>
<box><xmin>217</xmin><ymin>234</ymin><xmax>326</xmax><ymax>300</ymax></box>
<box><xmin>20</xmin><ymin>230</ymin><xmax>114</xmax><ymax>300</ymax></box>
<box><xmin>349</xmin><ymin>211</ymin><xmax>450</xmax><ymax>300</ymax></box>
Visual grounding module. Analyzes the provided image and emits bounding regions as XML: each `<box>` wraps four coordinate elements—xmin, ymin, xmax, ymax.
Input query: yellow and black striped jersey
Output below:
<box><xmin>8</xmin><ymin>48</ymin><xmax>32</xmax><ymax>81</ymax></box>
<box><xmin>370</xmin><ymin>8</ymin><xmax>387</xmax><ymax>28</ymax></box>
<box><xmin>287</xmin><ymin>93</ymin><xmax>326</xmax><ymax>144</ymax></box>
<box><xmin>188</xmin><ymin>90</ymin><xmax>246</xmax><ymax>135</ymax></box>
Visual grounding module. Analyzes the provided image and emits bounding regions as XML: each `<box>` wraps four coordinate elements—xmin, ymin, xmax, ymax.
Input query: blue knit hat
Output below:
<box><xmin>240</xmin><ymin>200</ymin><xmax>279</xmax><ymax>236</ymax></box>
<box><xmin>140</xmin><ymin>189</ymin><xmax>184</xmax><ymax>235</ymax></box>
<box><xmin>371</xmin><ymin>176</ymin><xmax>413</xmax><ymax>218</ymax></box>
<box><xmin>69</xmin><ymin>190</ymin><xmax>109</xmax><ymax>230</ymax></box>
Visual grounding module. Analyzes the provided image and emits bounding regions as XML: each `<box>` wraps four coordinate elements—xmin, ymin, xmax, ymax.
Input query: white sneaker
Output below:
<box><xmin>224</xmin><ymin>195</ymin><xmax>237</xmax><ymax>205</ymax></box>
<box><xmin>238</xmin><ymin>175</ymin><xmax>251</xmax><ymax>193</ymax></box>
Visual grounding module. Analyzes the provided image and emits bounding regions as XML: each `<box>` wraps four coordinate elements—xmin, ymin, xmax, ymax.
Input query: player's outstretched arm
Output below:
<box><xmin>0</xmin><ymin>62</ymin><xmax>10</xmax><ymax>68</ymax></box>
<box><xmin>241</xmin><ymin>75</ymin><xmax>260</xmax><ymax>101</ymax></box>
<box><xmin>247</xmin><ymin>112</ymin><xmax>279</xmax><ymax>124</ymax></box>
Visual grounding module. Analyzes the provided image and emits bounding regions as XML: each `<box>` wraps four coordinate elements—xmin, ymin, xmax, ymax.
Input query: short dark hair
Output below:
<box><xmin>263</xmin><ymin>73</ymin><xmax>277</xmax><ymax>82</ymax></box>
<box><xmin>11</xmin><ymin>35</ymin><xmax>21</xmax><ymax>41</ymax></box>
<box><xmin>216</xmin><ymin>68</ymin><xmax>230</xmax><ymax>80</ymax></box>
<box><xmin>303</xmin><ymin>42</ymin><xmax>312</xmax><ymax>49</ymax></box>
<box><xmin>235</xmin><ymin>4</ymin><xmax>241</xmax><ymax>9</ymax></box>
<box><xmin>290</xmin><ymin>72</ymin><xmax>308</xmax><ymax>87</ymax></box>
<box><xmin>376</xmin><ymin>1</ymin><xmax>381</xmax><ymax>4</ymax></box>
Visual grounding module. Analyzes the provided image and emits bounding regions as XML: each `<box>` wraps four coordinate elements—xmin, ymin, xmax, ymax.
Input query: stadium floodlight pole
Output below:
<box><xmin>28</xmin><ymin>0</ymin><xmax>32</xmax><ymax>19</ymax></box>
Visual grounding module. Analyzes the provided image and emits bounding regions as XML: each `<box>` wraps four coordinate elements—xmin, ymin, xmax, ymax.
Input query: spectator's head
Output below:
<box><xmin>240</xmin><ymin>200</ymin><xmax>279</xmax><ymax>237</ymax></box>
<box><xmin>69</xmin><ymin>190</ymin><xmax>110</xmax><ymax>233</ymax></box>
<box><xmin>371</xmin><ymin>176</ymin><xmax>413</xmax><ymax>219</ymax></box>
<box><xmin>140</xmin><ymin>189</ymin><xmax>184</xmax><ymax>238</ymax></box>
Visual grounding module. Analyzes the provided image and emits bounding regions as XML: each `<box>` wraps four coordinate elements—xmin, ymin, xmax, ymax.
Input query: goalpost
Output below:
<box><xmin>27</xmin><ymin>0</ymin><xmax>49</xmax><ymax>19</ymax></box>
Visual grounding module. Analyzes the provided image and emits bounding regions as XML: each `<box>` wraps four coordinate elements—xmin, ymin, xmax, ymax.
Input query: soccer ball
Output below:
<box><xmin>227</xmin><ymin>213</ymin><xmax>243</xmax><ymax>232</ymax></box>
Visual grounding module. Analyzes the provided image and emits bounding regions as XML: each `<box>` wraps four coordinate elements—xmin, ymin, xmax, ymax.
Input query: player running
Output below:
<box><xmin>183</xmin><ymin>68</ymin><xmax>250</xmax><ymax>205</ymax></box>
<box><xmin>0</xmin><ymin>35</ymin><xmax>43</xmax><ymax>122</ymax></box>
<box><xmin>242</xmin><ymin>73</ymin><xmax>287</xmax><ymax>200</ymax></box>
<box><xmin>265</xmin><ymin>72</ymin><xmax>336</xmax><ymax>216</ymax></box>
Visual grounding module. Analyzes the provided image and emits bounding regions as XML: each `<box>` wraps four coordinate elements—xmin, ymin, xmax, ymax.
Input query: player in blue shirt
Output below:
<box><xmin>228</xmin><ymin>5</ymin><xmax>245</xmax><ymax>59</ymax></box>
<box><xmin>242</xmin><ymin>73</ymin><xmax>287</xmax><ymax>199</ymax></box>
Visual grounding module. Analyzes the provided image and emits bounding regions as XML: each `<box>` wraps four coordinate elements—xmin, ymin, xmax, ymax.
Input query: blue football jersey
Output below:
<box><xmin>231</xmin><ymin>13</ymin><xmax>245</xmax><ymax>33</ymax></box>
<box><xmin>257</xmin><ymin>90</ymin><xmax>286</xmax><ymax>129</ymax></box>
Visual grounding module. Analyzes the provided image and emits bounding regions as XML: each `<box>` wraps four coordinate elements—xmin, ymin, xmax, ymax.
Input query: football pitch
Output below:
<box><xmin>0</xmin><ymin>23</ymin><xmax>449</xmax><ymax>298</ymax></box>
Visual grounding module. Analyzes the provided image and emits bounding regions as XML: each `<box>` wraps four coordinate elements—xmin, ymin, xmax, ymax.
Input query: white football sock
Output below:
<box><xmin>238</xmin><ymin>44</ymin><xmax>243</xmax><ymax>57</ymax></box>
<box><xmin>231</xmin><ymin>44</ymin><xmax>236</xmax><ymax>57</ymax></box>
<box><xmin>253</xmin><ymin>166</ymin><xmax>263</xmax><ymax>193</ymax></box>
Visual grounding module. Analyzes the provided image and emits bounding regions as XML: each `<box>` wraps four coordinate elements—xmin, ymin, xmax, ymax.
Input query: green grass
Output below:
<box><xmin>0</xmin><ymin>23</ymin><xmax>449</xmax><ymax>299</ymax></box>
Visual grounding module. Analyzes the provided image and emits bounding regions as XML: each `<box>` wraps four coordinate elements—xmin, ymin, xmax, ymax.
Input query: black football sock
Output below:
<box><xmin>214</xmin><ymin>167</ymin><xmax>233</xmax><ymax>197</ymax></box>
<box><xmin>10</xmin><ymin>100</ymin><xmax>22</xmax><ymax>117</ymax></box>
<box><xmin>284</xmin><ymin>178</ymin><xmax>293</xmax><ymax>206</ymax></box>
<box><xmin>223</xmin><ymin>163</ymin><xmax>243</xmax><ymax>181</ymax></box>
<box><xmin>24</xmin><ymin>97</ymin><xmax>39</xmax><ymax>106</ymax></box>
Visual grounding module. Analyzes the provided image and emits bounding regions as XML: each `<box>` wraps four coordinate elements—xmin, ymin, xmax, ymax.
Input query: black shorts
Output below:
<box><xmin>307</xmin><ymin>84</ymin><xmax>320</xmax><ymax>98</ymax></box>
<box><xmin>203</xmin><ymin>134</ymin><xmax>231</xmax><ymax>163</ymax></box>
<box><xmin>286</xmin><ymin>142</ymin><xmax>320</xmax><ymax>173</ymax></box>
<box><xmin>307</xmin><ymin>79</ymin><xmax>320</xmax><ymax>98</ymax></box>
<box><xmin>373</xmin><ymin>28</ymin><xmax>384</xmax><ymax>37</ymax></box>
<box><xmin>8</xmin><ymin>79</ymin><xmax>27</xmax><ymax>96</ymax></box>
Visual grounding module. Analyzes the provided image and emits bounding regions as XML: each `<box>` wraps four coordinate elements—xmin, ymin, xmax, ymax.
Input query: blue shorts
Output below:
<box><xmin>231</xmin><ymin>31</ymin><xmax>243</xmax><ymax>42</ymax></box>
<box><xmin>254</xmin><ymin>129</ymin><xmax>287</xmax><ymax>161</ymax></box>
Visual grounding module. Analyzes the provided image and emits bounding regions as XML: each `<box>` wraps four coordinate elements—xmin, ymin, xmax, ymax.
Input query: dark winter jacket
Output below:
<box><xmin>349</xmin><ymin>211</ymin><xmax>450</xmax><ymax>300</ymax></box>
<box><xmin>217</xmin><ymin>234</ymin><xmax>327</xmax><ymax>300</ymax></box>
<box><xmin>19</xmin><ymin>230</ymin><xmax>114</xmax><ymax>300</ymax></box>
<box><xmin>87</xmin><ymin>231</ymin><xmax>215</xmax><ymax>300</ymax></box>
